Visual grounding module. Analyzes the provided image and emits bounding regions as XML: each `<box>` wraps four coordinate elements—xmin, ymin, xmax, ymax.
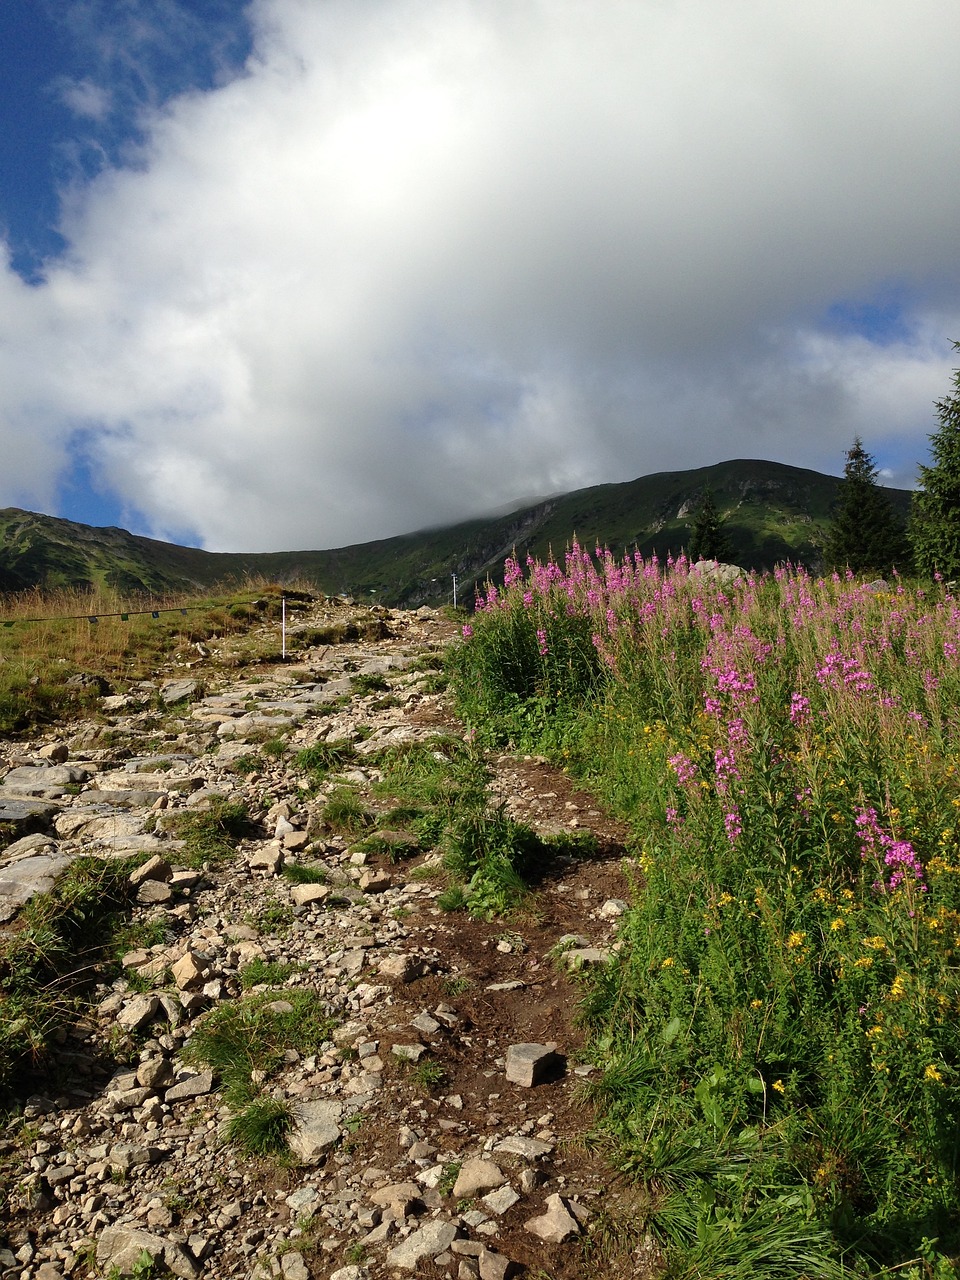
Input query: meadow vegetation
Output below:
<box><xmin>449</xmin><ymin>545</ymin><xmax>960</xmax><ymax>1280</ymax></box>
<box><xmin>0</xmin><ymin>578</ymin><xmax>318</xmax><ymax>737</ymax></box>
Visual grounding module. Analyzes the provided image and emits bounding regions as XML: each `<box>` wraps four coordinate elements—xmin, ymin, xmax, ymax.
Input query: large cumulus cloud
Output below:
<box><xmin>2</xmin><ymin>0</ymin><xmax>960</xmax><ymax>549</ymax></box>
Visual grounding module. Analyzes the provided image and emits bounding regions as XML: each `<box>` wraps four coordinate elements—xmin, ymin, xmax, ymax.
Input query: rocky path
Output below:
<box><xmin>0</xmin><ymin>602</ymin><xmax>636</xmax><ymax>1280</ymax></box>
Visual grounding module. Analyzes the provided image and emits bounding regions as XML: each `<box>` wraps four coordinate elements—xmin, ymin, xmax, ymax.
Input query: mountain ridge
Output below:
<box><xmin>0</xmin><ymin>458</ymin><xmax>913</xmax><ymax>606</ymax></box>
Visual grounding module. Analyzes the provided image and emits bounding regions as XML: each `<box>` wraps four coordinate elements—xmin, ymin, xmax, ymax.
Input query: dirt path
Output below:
<box><xmin>0</xmin><ymin>600</ymin><xmax>642</xmax><ymax>1280</ymax></box>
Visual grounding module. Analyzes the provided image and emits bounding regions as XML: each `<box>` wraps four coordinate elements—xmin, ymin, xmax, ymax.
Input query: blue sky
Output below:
<box><xmin>1</xmin><ymin>0</ymin><xmax>959</xmax><ymax>552</ymax></box>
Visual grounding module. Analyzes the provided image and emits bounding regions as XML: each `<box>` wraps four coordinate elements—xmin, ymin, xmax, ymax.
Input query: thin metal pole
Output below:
<box><xmin>282</xmin><ymin>596</ymin><xmax>286</xmax><ymax>659</ymax></box>
<box><xmin>452</xmin><ymin>573</ymin><xmax>458</xmax><ymax>608</ymax></box>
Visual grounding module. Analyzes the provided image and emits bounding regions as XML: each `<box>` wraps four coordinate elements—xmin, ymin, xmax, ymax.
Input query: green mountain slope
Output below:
<box><xmin>0</xmin><ymin>459</ymin><xmax>913</xmax><ymax>606</ymax></box>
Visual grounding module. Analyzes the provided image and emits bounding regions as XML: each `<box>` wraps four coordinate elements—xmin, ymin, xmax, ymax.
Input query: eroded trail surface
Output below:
<box><xmin>0</xmin><ymin>602</ymin><xmax>639</xmax><ymax>1280</ymax></box>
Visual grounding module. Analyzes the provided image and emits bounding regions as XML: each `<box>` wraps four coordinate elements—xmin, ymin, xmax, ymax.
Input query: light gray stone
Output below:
<box><xmin>280</xmin><ymin>1252</ymin><xmax>309</xmax><ymax>1280</ymax></box>
<box><xmin>452</xmin><ymin>1159</ymin><xmax>506</xmax><ymax>1199</ymax></box>
<box><xmin>482</xmin><ymin>1185</ymin><xmax>520</xmax><ymax>1215</ymax></box>
<box><xmin>290</xmin><ymin>882</ymin><xmax>330</xmax><ymax>906</ymax></box>
<box><xmin>160</xmin><ymin>679</ymin><xmax>200</xmax><ymax>706</ymax></box>
<box><xmin>115</xmin><ymin>995</ymin><xmax>161</xmax><ymax>1031</ymax></box>
<box><xmin>129</xmin><ymin>855</ymin><xmax>172</xmax><ymax>886</ymax></box>
<box><xmin>561</xmin><ymin>947</ymin><xmax>610</xmax><ymax>971</ymax></box>
<box><xmin>96</xmin><ymin>1225</ymin><xmax>198</xmax><ymax>1279</ymax></box>
<box><xmin>385</xmin><ymin>1220</ymin><xmax>459</xmax><ymax>1270</ymax></box>
<box><xmin>0</xmin><ymin>850</ymin><xmax>72</xmax><ymax>922</ymax></box>
<box><xmin>108</xmin><ymin>1142</ymin><xmax>168</xmax><ymax>1171</ymax></box>
<box><xmin>288</xmin><ymin>1099</ymin><xmax>343</xmax><ymax>1163</ymax></box>
<box><xmin>378</xmin><ymin>952</ymin><xmax>428</xmax><ymax>983</ymax></box>
<box><xmin>523</xmin><ymin>1194</ymin><xmax>584</xmax><ymax>1243</ymax></box>
<box><xmin>504</xmin><ymin>1042</ymin><xmax>561</xmax><ymax>1088</ymax></box>
<box><xmin>493</xmin><ymin>1136</ymin><xmax>554</xmax><ymax>1160</ymax></box>
<box><xmin>165</xmin><ymin>1071</ymin><xmax>214</xmax><ymax>1102</ymax></box>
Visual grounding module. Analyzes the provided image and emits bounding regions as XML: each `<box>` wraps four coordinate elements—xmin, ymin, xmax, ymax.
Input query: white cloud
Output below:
<box><xmin>55</xmin><ymin>76</ymin><xmax>112</xmax><ymax>121</ymax></box>
<box><xmin>3</xmin><ymin>0</ymin><xmax>960</xmax><ymax>548</ymax></box>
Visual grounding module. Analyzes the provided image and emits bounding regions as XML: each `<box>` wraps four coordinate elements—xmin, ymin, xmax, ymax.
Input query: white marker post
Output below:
<box><xmin>281</xmin><ymin>596</ymin><xmax>286</xmax><ymax>660</ymax></box>
<box><xmin>452</xmin><ymin>573</ymin><xmax>458</xmax><ymax>609</ymax></box>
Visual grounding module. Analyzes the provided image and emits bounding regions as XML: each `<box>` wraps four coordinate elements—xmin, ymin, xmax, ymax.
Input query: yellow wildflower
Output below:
<box><xmin>830</xmin><ymin>918</ymin><xmax>845</xmax><ymax>931</ymax></box>
<box><xmin>787</xmin><ymin>931</ymin><xmax>807</xmax><ymax>949</ymax></box>
<box><xmin>925</xmin><ymin>1064</ymin><xmax>944</xmax><ymax>1083</ymax></box>
<box><xmin>772</xmin><ymin>1079</ymin><xmax>785</xmax><ymax>1094</ymax></box>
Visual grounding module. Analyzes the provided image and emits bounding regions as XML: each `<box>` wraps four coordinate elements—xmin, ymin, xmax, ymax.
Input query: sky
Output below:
<box><xmin>1</xmin><ymin>0</ymin><xmax>960</xmax><ymax>553</ymax></box>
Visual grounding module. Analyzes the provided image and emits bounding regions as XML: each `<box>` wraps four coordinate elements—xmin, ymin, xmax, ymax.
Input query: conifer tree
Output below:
<box><xmin>687</xmin><ymin>489</ymin><xmax>732</xmax><ymax>562</ymax></box>
<box><xmin>823</xmin><ymin>437</ymin><xmax>909</xmax><ymax>576</ymax></box>
<box><xmin>910</xmin><ymin>343</ymin><xmax>960</xmax><ymax>580</ymax></box>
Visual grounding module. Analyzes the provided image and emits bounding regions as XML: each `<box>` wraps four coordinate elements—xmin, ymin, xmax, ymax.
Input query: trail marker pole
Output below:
<box><xmin>282</xmin><ymin>596</ymin><xmax>286</xmax><ymax>660</ymax></box>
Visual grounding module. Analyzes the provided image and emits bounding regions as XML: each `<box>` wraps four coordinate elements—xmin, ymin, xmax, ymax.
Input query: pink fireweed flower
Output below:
<box><xmin>789</xmin><ymin>693</ymin><xmax>810</xmax><ymax>724</ymax></box>
<box><xmin>536</xmin><ymin>628</ymin><xmax>548</xmax><ymax>656</ymax></box>
<box><xmin>503</xmin><ymin>557</ymin><xmax>523</xmax><ymax>586</ymax></box>
<box><xmin>522</xmin><ymin>591</ymin><xmax>534</xmax><ymax>607</ymax></box>
<box><xmin>461</xmin><ymin>624</ymin><xmax>474</xmax><ymax>639</ymax></box>
<box><xmin>855</xmin><ymin>806</ymin><xmax>926</xmax><ymax>892</ymax></box>
<box><xmin>724</xmin><ymin>809</ymin><xmax>743</xmax><ymax>844</ymax></box>
<box><xmin>668</xmin><ymin>753</ymin><xmax>698</xmax><ymax>786</ymax></box>
<box><xmin>713</xmin><ymin>747</ymin><xmax>740</xmax><ymax>796</ymax></box>
<box><xmin>726</xmin><ymin>718</ymin><xmax>748</xmax><ymax>748</ymax></box>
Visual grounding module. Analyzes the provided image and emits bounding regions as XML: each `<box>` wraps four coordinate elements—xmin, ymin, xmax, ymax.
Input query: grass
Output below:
<box><xmin>182</xmin><ymin>989</ymin><xmax>336</xmax><ymax>1154</ymax></box>
<box><xmin>280</xmin><ymin>863</ymin><xmax>328</xmax><ymax>884</ymax></box>
<box><xmin>450</xmin><ymin>546</ymin><xmax>960</xmax><ymax>1279</ymax></box>
<box><xmin>408</xmin><ymin>1056</ymin><xmax>446</xmax><ymax>1093</ymax></box>
<box><xmin>349</xmin><ymin>672</ymin><xmax>390</xmax><ymax>695</ymax></box>
<box><xmin>239</xmin><ymin>958</ymin><xmax>296</xmax><ymax>988</ymax></box>
<box><xmin>246</xmin><ymin>898</ymin><xmax>294</xmax><ymax>936</ymax></box>
<box><xmin>0</xmin><ymin>856</ymin><xmax>143</xmax><ymax>1098</ymax></box>
<box><xmin>294</xmin><ymin>739</ymin><xmax>357</xmax><ymax>780</ymax></box>
<box><xmin>0</xmin><ymin>578</ymin><xmax>317</xmax><ymax>737</ymax></box>
<box><xmin>224</xmin><ymin>1096</ymin><xmax>294</xmax><ymax>1156</ymax></box>
<box><xmin>319</xmin><ymin>787</ymin><xmax>372</xmax><ymax>834</ymax></box>
<box><xmin>168</xmin><ymin>798</ymin><xmax>253</xmax><ymax>867</ymax></box>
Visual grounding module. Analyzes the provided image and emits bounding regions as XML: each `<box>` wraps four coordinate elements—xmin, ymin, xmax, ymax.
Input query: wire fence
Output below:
<box><xmin>0</xmin><ymin>599</ymin><xmax>260</xmax><ymax>628</ymax></box>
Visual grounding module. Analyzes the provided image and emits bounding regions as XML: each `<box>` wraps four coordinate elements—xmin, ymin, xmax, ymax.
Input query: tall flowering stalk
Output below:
<box><xmin>451</xmin><ymin>546</ymin><xmax>960</xmax><ymax>1270</ymax></box>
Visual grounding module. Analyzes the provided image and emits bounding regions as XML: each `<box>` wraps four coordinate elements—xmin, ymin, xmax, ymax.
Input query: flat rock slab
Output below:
<box><xmin>385</xmin><ymin>1220</ymin><xmax>460</xmax><ymax>1270</ymax></box>
<box><xmin>160</xmin><ymin>679</ymin><xmax>200</xmax><ymax>705</ymax></box>
<box><xmin>0</xmin><ymin>851</ymin><xmax>74</xmax><ymax>922</ymax></box>
<box><xmin>3</xmin><ymin>765</ymin><xmax>90</xmax><ymax>787</ymax></box>
<box><xmin>0</xmin><ymin>797</ymin><xmax>59</xmax><ymax>833</ymax></box>
<box><xmin>96</xmin><ymin>1225</ymin><xmax>198</xmax><ymax>1279</ymax></box>
<box><xmin>288</xmin><ymin>1099</ymin><xmax>344</xmax><ymax>1164</ymax></box>
<box><xmin>55</xmin><ymin>811</ymin><xmax>147</xmax><ymax>841</ymax></box>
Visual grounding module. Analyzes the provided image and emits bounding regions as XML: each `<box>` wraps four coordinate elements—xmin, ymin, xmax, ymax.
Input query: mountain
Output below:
<box><xmin>0</xmin><ymin>459</ymin><xmax>913</xmax><ymax>606</ymax></box>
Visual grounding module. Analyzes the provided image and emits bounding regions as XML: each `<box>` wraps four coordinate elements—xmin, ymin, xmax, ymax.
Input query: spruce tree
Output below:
<box><xmin>910</xmin><ymin>343</ymin><xmax>960</xmax><ymax>580</ymax></box>
<box><xmin>687</xmin><ymin>489</ymin><xmax>732</xmax><ymax>562</ymax></box>
<box><xmin>823</xmin><ymin>437</ymin><xmax>910</xmax><ymax>576</ymax></box>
